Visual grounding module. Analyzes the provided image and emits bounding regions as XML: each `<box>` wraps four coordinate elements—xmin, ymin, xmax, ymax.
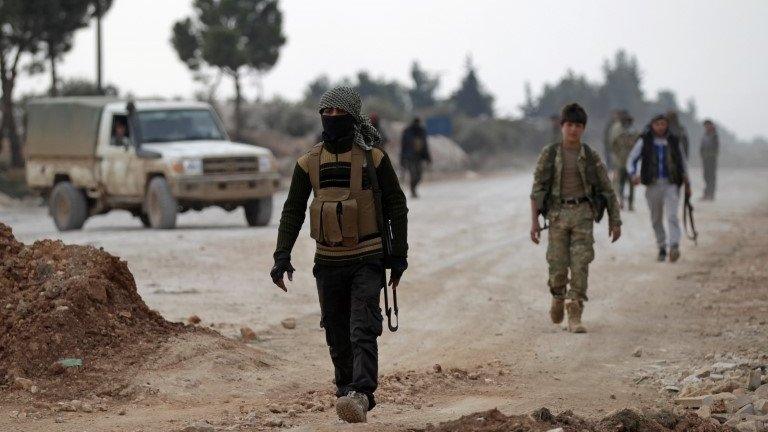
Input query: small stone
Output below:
<box><xmin>80</xmin><ymin>403</ymin><xmax>93</xmax><ymax>413</ymax></box>
<box><xmin>674</xmin><ymin>395</ymin><xmax>714</xmax><ymax>409</ymax></box>
<box><xmin>280</xmin><ymin>318</ymin><xmax>296</xmax><ymax>330</ymax></box>
<box><xmin>54</xmin><ymin>416</ymin><xmax>64</xmax><ymax>423</ymax></box>
<box><xmin>433</xmin><ymin>364</ymin><xmax>442</xmax><ymax>373</ymax></box>
<box><xmin>748</xmin><ymin>369</ymin><xmax>762</xmax><ymax>391</ymax></box>
<box><xmin>468</xmin><ymin>372</ymin><xmax>480</xmax><ymax>380</ymax></box>
<box><xmin>735</xmin><ymin>403</ymin><xmax>755</xmax><ymax>416</ymax></box>
<box><xmin>243</xmin><ymin>411</ymin><xmax>259</xmax><ymax>424</ymax></box>
<box><xmin>30</xmin><ymin>385</ymin><xmax>39</xmax><ymax>394</ymax></box>
<box><xmin>754</xmin><ymin>399</ymin><xmax>768</xmax><ymax>414</ymax></box>
<box><xmin>182</xmin><ymin>420</ymin><xmax>215</xmax><ymax>432</ymax></box>
<box><xmin>49</xmin><ymin>362</ymin><xmax>65</xmax><ymax>375</ymax></box>
<box><xmin>756</xmin><ymin>384</ymin><xmax>768</xmax><ymax>398</ymax></box>
<box><xmin>118</xmin><ymin>409</ymin><xmax>126</xmax><ymax>415</ymax></box>
<box><xmin>240</xmin><ymin>327</ymin><xmax>257</xmax><ymax>342</ymax></box>
<box><xmin>70</xmin><ymin>400</ymin><xmax>83</xmax><ymax>411</ymax></box>
<box><xmin>694</xmin><ymin>367</ymin><xmax>711</xmax><ymax>378</ymax></box>
<box><xmin>712</xmin><ymin>362</ymin><xmax>738</xmax><ymax>373</ymax></box>
<box><xmin>546</xmin><ymin>428</ymin><xmax>564</xmax><ymax>432</ymax></box>
<box><xmin>632</xmin><ymin>347</ymin><xmax>643</xmax><ymax>357</ymax></box>
<box><xmin>728</xmin><ymin>395</ymin><xmax>754</xmax><ymax>413</ymax></box>
<box><xmin>735</xmin><ymin>421</ymin><xmax>758</xmax><ymax>432</ymax></box>
<box><xmin>696</xmin><ymin>404</ymin><xmax>711</xmax><ymax>419</ymax></box>
<box><xmin>188</xmin><ymin>315</ymin><xmax>201</xmax><ymax>325</ymax></box>
<box><xmin>265</xmin><ymin>417</ymin><xmax>283</xmax><ymax>427</ymax></box>
<box><xmin>610</xmin><ymin>394</ymin><xmax>617</xmax><ymax>400</ymax></box>
<box><xmin>13</xmin><ymin>377</ymin><xmax>33</xmax><ymax>391</ymax></box>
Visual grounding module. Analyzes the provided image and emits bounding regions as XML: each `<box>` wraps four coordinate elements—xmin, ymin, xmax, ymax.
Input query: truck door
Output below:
<box><xmin>97</xmin><ymin>113</ymin><xmax>144</xmax><ymax>197</ymax></box>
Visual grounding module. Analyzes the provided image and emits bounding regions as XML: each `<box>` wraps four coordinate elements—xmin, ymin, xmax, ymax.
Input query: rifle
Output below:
<box><xmin>364</xmin><ymin>149</ymin><xmax>399</xmax><ymax>332</ymax></box>
<box><xmin>683</xmin><ymin>193</ymin><xmax>698</xmax><ymax>245</ymax></box>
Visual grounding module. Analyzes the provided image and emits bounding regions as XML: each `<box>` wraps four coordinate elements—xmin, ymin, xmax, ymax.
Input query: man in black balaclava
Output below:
<box><xmin>270</xmin><ymin>86</ymin><xmax>409</xmax><ymax>423</ymax></box>
<box><xmin>400</xmin><ymin>117</ymin><xmax>431</xmax><ymax>198</ymax></box>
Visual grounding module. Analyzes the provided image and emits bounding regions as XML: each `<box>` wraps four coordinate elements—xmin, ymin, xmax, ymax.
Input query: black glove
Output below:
<box><xmin>270</xmin><ymin>255</ymin><xmax>295</xmax><ymax>290</ymax></box>
<box><xmin>388</xmin><ymin>256</ymin><xmax>408</xmax><ymax>283</ymax></box>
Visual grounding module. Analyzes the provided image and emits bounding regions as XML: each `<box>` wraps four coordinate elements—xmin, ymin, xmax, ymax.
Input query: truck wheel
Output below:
<box><xmin>243</xmin><ymin>196</ymin><xmax>272</xmax><ymax>227</ymax></box>
<box><xmin>49</xmin><ymin>181</ymin><xmax>88</xmax><ymax>231</ymax></box>
<box><xmin>145</xmin><ymin>177</ymin><xmax>177</xmax><ymax>229</ymax></box>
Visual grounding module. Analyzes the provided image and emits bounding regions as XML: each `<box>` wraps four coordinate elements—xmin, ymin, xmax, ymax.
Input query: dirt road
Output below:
<box><xmin>2</xmin><ymin>167</ymin><xmax>767</xmax><ymax>431</ymax></box>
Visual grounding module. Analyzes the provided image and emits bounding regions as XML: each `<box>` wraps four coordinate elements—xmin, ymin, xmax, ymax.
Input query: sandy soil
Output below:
<box><xmin>1</xmin><ymin>167</ymin><xmax>767</xmax><ymax>431</ymax></box>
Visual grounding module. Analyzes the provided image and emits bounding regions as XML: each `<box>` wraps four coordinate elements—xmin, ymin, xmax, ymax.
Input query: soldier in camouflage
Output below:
<box><xmin>530</xmin><ymin>103</ymin><xmax>622</xmax><ymax>333</ymax></box>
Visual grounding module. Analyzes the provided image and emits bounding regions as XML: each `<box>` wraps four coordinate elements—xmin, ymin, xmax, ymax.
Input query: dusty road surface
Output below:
<box><xmin>1</xmin><ymin>167</ymin><xmax>767</xmax><ymax>431</ymax></box>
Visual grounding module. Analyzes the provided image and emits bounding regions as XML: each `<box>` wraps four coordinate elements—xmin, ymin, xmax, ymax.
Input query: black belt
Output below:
<box><xmin>560</xmin><ymin>196</ymin><xmax>589</xmax><ymax>205</ymax></box>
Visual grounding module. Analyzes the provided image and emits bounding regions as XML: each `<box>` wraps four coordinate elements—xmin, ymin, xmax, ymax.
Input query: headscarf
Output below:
<box><xmin>318</xmin><ymin>86</ymin><xmax>381</xmax><ymax>150</ymax></box>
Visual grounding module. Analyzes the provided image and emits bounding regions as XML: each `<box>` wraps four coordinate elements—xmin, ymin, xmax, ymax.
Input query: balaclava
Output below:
<box><xmin>318</xmin><ymin>86</ymin><xmax>381</xmax><ymax>150</ymax></box>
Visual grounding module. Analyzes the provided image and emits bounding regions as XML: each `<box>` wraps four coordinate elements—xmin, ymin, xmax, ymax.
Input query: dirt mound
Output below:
<box><xmin>423</xmin><ymin>407</ymin><xmax>731</xmax><ymax>432</ymax></box>
<box><xmin>0</xmin><ymin>222</ymin><xmax>183</xmax><ymax>383</ymax></box>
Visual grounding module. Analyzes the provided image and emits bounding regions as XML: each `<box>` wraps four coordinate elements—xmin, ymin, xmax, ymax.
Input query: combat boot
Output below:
<box><xmin>565</xmin><ymin>300</ymin><xmax>587</xmax><ymax>333</ymax></box>
<box><xmin>336</xmin><ymin>391</ymin><xmax>369</xmax><ymax>423</ymax></box>
<box><xmin>550</xmin><ymin>298</ymin><xmax>565</xmax><ymax>324</ymax></box>
<box><xmin>669</xmin><ymin>245</ymin><xmax>680</xmax><ymax>263</ymax></box>
<box><xmin>657</xmin><ymin>247</ymin><xmax>667</xmax><ymax>262</ymax></box>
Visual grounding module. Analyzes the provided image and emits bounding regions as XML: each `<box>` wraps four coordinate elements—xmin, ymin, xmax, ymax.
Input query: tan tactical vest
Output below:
<box><xmin>306</xmin><ymin>144</ymin><xmax>380</xmax><ymax>252</ymax></box>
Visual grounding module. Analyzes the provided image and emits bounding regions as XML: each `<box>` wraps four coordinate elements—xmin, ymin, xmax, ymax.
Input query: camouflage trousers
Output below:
<box><xmin>546</xmin><ymin>202</ymin><xmax>595</xmax><ymax>301</ymax></box>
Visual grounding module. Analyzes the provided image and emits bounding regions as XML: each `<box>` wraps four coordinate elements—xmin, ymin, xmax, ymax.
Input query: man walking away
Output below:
<box><xmin>400</xmin><ymin>117</ymin><xmax>431</xmax><ymax>198</ymax></box>
<box><xmin>602</xmin><ymin>110</ymin><xmax>621</xmax><ymax>170</ymax></box>
<box><xmin>530</xmin><ymin>103</ymin><xmax>621</xmax><ymax>334</ymax></box>
<box><xmin>700</xmin><ymin>119</ymin><xmax>719</xmax><ymax>200</ymax></box>
<box><xmin>270</xmin><ymin>86</ymin><xmax>409</xmax><ymax>423</ymax></box>
<box><xmin>609</xmin><ymin>111</ymin><xmax>637</xmax><ymax>211</ymax></box>
<box><xmin>627</xmin><ymin>114</ymin><xmax>691</xmax><ymax>262</ymax></box>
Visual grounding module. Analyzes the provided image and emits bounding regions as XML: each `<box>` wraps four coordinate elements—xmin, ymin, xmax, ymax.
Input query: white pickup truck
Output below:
<box><xmin>25</xmin><ymin>97</ymin><xmax>280</xmax><ymax>230</ymax></box>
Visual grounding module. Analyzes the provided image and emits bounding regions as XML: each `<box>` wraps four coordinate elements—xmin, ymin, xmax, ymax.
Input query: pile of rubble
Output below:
<box><xmin>667</xmin><ymin>358</ymin><xmax>768</xmax><ymax>431</ymax></box>
<box><xmin>422</xmin><ymin>406</ymin><xmax>730</xmax><ymax>432</ymax></box>
<box><xmin>0</xmin><ymin>222</ymin><xmax>183</xmax><ymax>395</ymax></box>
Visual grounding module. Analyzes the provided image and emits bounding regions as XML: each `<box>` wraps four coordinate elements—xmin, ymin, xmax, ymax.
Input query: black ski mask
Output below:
<box><xmin>321</xmin><ymin>113</ymin><xmax>356</xmax><ymax>143</ymax></box>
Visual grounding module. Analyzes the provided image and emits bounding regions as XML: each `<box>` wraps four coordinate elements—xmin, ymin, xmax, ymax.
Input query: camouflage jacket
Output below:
<box><xmin>530</xmin><ymin>143</ymin><xmax>621</xmax><ymax>227</ymax></box>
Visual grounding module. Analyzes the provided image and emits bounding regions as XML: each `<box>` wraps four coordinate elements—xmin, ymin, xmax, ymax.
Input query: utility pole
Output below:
<box><xmin>95</xmin><ymin>0</ymin><xmax>103</xmax><ymax>94</ymax></box>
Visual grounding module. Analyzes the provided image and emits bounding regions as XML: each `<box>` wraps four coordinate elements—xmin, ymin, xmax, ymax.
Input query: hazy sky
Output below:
<box><xmin>16</xmin><ymin>0</ymin><xmax>768</xmax><ymax>140</ymax></box>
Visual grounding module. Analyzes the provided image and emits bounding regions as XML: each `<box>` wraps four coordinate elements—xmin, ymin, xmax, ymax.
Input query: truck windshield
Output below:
<box><xmin>137</xmin><ymin>109</ymin><xmax>225</xmax><ymax>143</ymax></box>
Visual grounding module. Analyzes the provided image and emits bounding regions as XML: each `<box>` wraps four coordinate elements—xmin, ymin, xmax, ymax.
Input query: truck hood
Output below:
<box><xmin>141</xmin><ymin>140</ymin><xmax>272</xmax><ymax>159</ymax></box>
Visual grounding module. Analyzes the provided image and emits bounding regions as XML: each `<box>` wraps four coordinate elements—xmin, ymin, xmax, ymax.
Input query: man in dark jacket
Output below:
<box><xmin>627</xmin><ymin>114</ymin><xmax>691</xmax><ymax>262</ymax></box>
<box><xmin>400</xmin><ymin>117</ymin><xmax>431</xmax><ymax>198</ymax></box>
<box><xmin>270</xmin><ymin>87</ymin><xmax>408</xmax><ymax>424</ymax></box>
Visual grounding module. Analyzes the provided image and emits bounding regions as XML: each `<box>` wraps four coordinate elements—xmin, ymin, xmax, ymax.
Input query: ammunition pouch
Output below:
<box><xmin>310</xmin><ymin>198</ymin><xmax>359</xmax><ymax>247</ymax></box>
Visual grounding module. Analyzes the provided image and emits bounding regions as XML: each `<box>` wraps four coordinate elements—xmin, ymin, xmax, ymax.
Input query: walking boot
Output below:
<box><xmin>336</xmin><ymin>391</ymin><xmax>369</xmax><ymax>423</ymax></box>
<box><xmin>657</xmin><ymin>247</ymin><xmax>667</xmax><ymax>262</ymax></box>
<box><xmin>669</xmin><ymin>245</ymin><xmax>680</xmax><ymax>263</ymax></box>
<box><xmin>550</xmin><ymin>298</ymin><xmax>565</xmax><ymax>324</ymax></box>
<box><xmin>565</xmin><ymin>300</ymin><xmax>587</xmax><ymax>333</ymax></box>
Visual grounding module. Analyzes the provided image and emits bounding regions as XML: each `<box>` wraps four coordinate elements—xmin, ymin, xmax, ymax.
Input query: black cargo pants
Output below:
<box><xmin>314</xmin><ymin>259</ymin><xmax>384</xmax><ymax>410</ymax></box>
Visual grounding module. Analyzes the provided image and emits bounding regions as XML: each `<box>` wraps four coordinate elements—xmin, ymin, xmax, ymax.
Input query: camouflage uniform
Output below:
<box><xmin>531</xmin><ymin>143</ymin><xmax>621</xmax><ymax>301</ymax></box>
